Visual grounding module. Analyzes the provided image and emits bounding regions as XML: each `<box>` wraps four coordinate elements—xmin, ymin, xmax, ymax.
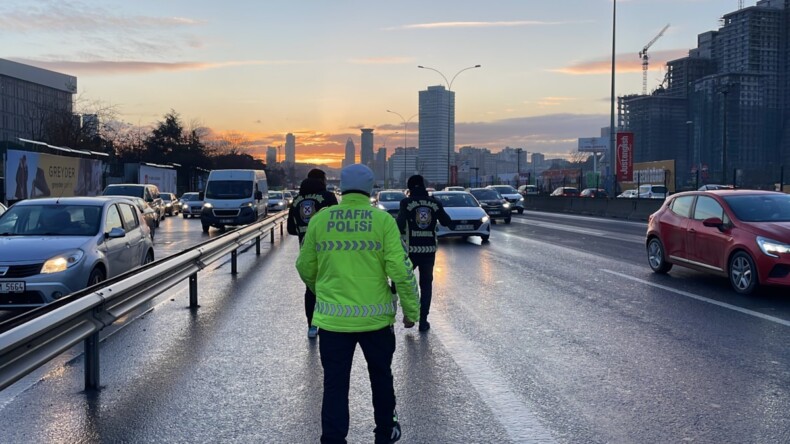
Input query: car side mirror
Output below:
<box><xmin>255</xmin><ymin>191</ymin><xmax>263</xmax><ymax>200</ymax></box>
<box><xmin>106</xmin><ymin>227</ymin><xmax>126</xmax><ymax>239</ymax></box>
<box><xmin>702</xmin><ymin>217</ymin><xmax>725</xmax><ymax>231</ymax></box>
<box><xmin>198</xmin><ymin>192</ymin><xmax>205</xmax><ymax>200</ymax></box>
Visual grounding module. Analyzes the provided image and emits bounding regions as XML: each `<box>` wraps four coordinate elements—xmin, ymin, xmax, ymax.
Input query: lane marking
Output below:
<box><xmin>602</xmin><ymin>269</ymin><xmax>790</xmax><ymax>327</ymax></box>
<box><xmin>432</xmin><ymin>315</ymin><xmax>557</xmax><ymax>443</ymax></box>
<box><xmin>510</xmin><ymin>218</ymin><xmax>644</xmax><ymax>244</ymax></box>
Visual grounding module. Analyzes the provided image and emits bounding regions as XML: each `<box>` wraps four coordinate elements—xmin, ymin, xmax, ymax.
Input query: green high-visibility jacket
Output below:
<box><xmin>296</xmin><ymin>193</ymin><xmax>420</xmax><ymax>332</ymax></box>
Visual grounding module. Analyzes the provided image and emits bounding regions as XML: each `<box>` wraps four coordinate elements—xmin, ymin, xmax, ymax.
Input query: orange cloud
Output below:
<box><xmin>552</xmin><ymin>49</ymin><xmax>689</xmax><ymax>75</ymax></box>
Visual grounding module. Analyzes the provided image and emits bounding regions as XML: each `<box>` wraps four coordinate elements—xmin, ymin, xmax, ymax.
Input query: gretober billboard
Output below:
<box><xmin>4</xmin><ymin>149</ymin><xmax>103</xmax><ymax>201</ymax></box>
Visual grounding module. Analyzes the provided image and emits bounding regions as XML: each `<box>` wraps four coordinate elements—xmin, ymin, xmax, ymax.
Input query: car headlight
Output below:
<box><xmin>503</xmin><ymin>202</ymin><xmax>511</xmax><ymax>209</ymax></box>
<box><xmin>166</xmin><ymin>203</ymin><xmax>172</xmax><ymax>207</ymax></box>
<box><xmin>240</xmin><ymin>202</ymin><xmax>254</xmax><ymax>208</ymax></box>
<box><xmin>481</xmin><ymin>216</ymin><xmax>490</xmax><ymax>223</ymax></box>
<box><xmin>276</xmin><ymin>201</ymin><xmax>285</xmax><ymax>207</ymax></box>
<box><xmin>182</xmin><ymin>203</ymin><xmax>189</xmax><ymax>209</ymax></box>
<box><xmin>377</xmin><ymin>204</ymin><xmax>386</xmax><ymax>210</ymax></box>
<box><xmin>202</xmin><ymin>203</ymin><xmax>213</xmax><ymax>209</ymax></box>
<box><xmin>757</xmin><ymin>236</ymin><xmax>790</xmax><ymax>258</ymax></box>
<box><xmin>518</xmin><ymin>197</ymin><xmax>524</xmax><ymax>202</ymax></box>
<box><xmin>41</xmin><ymin>249</ymin><xmax>85</xmax><ymax>274</ymax></box>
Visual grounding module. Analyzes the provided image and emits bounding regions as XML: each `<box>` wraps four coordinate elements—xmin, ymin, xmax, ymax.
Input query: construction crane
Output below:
<box><xmin>639</xmin><ymin>24</ymin><xmax>670</xmax><ymax>95</ymax></box>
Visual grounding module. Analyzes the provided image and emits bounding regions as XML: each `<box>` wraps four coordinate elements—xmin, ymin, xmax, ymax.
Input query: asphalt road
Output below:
<box><xmin>0</xmin><ymin>210</ymin><xmax>788</xmax><ymax>443</ymax></box>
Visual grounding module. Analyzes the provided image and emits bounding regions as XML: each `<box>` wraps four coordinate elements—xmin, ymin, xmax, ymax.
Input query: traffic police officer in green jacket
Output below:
<box><xmin>296</xmin><ymin>163</ymin><xmax>420</xmax><ymax>444</ymax></box>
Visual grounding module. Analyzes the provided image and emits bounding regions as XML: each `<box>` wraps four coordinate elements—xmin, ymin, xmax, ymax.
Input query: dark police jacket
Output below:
<box><xmin>287</xmin><ymin>190</ymin><xmax>338</xmax><ymax>243</ymax></box>
<box><xmin>396</xmin><ymin>191</ymin><xmax>453</xmax><ymax>255</ymax></box>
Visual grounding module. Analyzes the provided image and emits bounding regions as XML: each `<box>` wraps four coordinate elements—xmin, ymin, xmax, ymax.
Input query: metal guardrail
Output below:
<box><xmin>0</xmin><ymin>212</ymin><xmax>288</xmax><ymax>392</ymax></box>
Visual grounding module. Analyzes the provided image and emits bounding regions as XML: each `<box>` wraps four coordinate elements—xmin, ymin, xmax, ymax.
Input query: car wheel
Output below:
<box><xmin>517</xmin><ymin>208</ymin><xmax>524</xmax><ymax>214</ymax></box>
<box><xmin>647</xmin><ymin>237</ymin><xmax>672</xmax><ymax>273</ymax></box>
<box><xmin>142</xmin><ymin>250</ymin><xmax>154</xmax><ymax>266</ymax></box>
<box><xmin>491</xmin><ymin>219</ymin><xmax>497</xmax><ymax>225</ymax></box>
<box><xmin>481</xmin><ymin>234</ymin><xmax>490</xmax><ymax>242</ymax></box>
<box><xmin>505</xmin><ymin>217</ymin><xmax>511</xmax><ymax>224</ymax></box>
<box><xmin>729</xmin><ymin>251</ymin><xmax>758</xmax><ymax>295</ymax></box>
<box><xmin>183</xmin><ymin>214</ymin><xmax>188</xmax><ymax>219</ymax></box>
<box><xmin>87</xmin><ymin>267</ymin><xmax>106</xmax><ymax>287</ymax></box>
<box><xmin>202</xmin><ymin>223</ymin><xmax>210</xmax><ymax>233</ymax></box>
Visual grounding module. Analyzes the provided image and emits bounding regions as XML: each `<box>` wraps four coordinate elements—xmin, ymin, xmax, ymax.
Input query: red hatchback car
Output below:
<box><xmin>646</xmin><ymin>190</ymin><xmax>790</xmax><ymax>294</ymax></box>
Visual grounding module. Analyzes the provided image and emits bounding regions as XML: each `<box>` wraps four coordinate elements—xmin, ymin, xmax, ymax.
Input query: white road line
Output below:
<box><xmin>510</xmin><ymin>218</ymin><xmax>644</xmax><ymax>244</ymax></box>
<box><xmin>602</xmin><ymin>269</ymin><xmax>790</xmax><ymax>327</ymax></box>
<box><xmin>432</xmin><ymin>315</ymin><xmax>557</xmax><ymax>443</ymax></box>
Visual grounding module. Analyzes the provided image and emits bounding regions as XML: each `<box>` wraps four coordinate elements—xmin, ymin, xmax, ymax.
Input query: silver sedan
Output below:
<box><xmin>0</xmin><ymin>197</ymin><xmax>155</xmax><ymax>308</ymax></box>
<box><xmin>431</xmin><ymin>191</ymin><xmax>492</xmax><ymax>242</ymax></box>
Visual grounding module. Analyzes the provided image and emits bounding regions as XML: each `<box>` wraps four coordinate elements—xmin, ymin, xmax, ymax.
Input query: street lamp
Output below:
<box><xmin>387</xmin><ymin>110</ymin><xmax>417</xmax><ymax>186</ymax></box>
<box><xmin>417</xmin><ymin>64</ymin><xmax>481</xmax><ymax>187</ymax></box>
<box><xmin>515</xmin><ymin>148</ymin><xmax>523</xmax><ymax>187</ymax></box>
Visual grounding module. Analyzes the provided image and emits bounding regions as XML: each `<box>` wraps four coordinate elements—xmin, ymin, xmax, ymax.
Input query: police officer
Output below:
<box><xmin>395</xmin><ymin>175</ymin><xmax>454</xmax><ymax>332</ymax></box>
<box><xmin>288</xmin><ymin>171</ymin><xmax>338</xmax><ymax>339</ymax></box>
<box><xmin>296</xmin><ymin>164</ymin><xmax>419</xmax><ymax>444</ymax></box>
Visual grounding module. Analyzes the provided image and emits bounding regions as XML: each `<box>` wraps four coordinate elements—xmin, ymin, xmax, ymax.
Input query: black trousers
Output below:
<box><xmin>305</xmin><ymin>287</ymin><xmax>316</xmax><ymax>327</ymax></box>
<box><xmin>410</xmin><ymin>253</ymin><xmax>435</xmax><ymax>323</ymax></box>
<box><xmin>318</xmin><ymin>326</ymin><xmax>397</xmax><ymax>444</ymax></box>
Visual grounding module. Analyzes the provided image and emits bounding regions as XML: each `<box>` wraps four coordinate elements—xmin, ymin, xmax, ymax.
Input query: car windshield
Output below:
<box><xmin>379</xmin><ymin>192</ymin><xmax>406</xmax><ymax>202</ymax></box>
<box><xmin>723</xmin><ymin>194</ymin><xmax>790</xmax><ymax>222</ymax></box>
<box><xmin>104</xmin><ymin>186</ymin><xmax>144</xmax><ymax>198</ymax></box>
<box><xmin>162</xmin><ymin>194</ymin><xmax>173</xmax><ymax>202</ymax></box>
<box><xmin>433</xmin><ymin>193</ymin><xmax>479</xmax><ymax>208</ymax></box>
<box><xmin>491</xmin><ymin>186</ymin><xmax>517</xmax><ymax>194</ymax></box>
<box><xmin>470</xmin><ymin>189</ymin><xmax>500</xmax><ymax>200</ymax></box>
<box><xmin>205</xmin><ymin>180</ymin><xmax>252</xmax><ymax>199</ymax></box>
<box><xmin>0</xmin><ymin>204</ymin><xmax>102</xmax><ymax>236</ymax></box>
<box><xmin>269</xmin><ymin>192</ymin><xmax>284</xmax><ymax>199</ymax></box>
<box><xmin>640</xmin><ymin>185</ymin><xmax>668</xmax><ymax>194</ymax></box>
<box><xmin>182</xmin><ymin>193</ymin><xmax>199</xmax><ymax>201</ymax></box>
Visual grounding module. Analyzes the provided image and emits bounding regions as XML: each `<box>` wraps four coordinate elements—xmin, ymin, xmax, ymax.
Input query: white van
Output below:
<box><xmin>200</xmin><ymin>169</ymin><xmax>268</xmax><ymax>232</ymax></box>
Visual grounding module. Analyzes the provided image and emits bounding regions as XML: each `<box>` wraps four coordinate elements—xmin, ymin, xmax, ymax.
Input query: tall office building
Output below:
<box><xmin>285</xmin><ymin>133</ymin><xmax>296</xmax><ymax>164</ymax></box>
<box><xmin>342</xmin><ymin>137</ymin><xmax>356</xmax><ymax>168</ymax></box>
<box><xmin>418</xmin><ymin>85</ymin><xmax>454</xmax><ymax>186</ymax></box>
<box><xmin>388</xmin><ymin>146</ymin><xmax>419</xmax><ymax>186</ymax></box>
<box><xmin>266</xmin><ymin>146</ymin><xmax>277</xmax><ymax>167</ymax></box>
<box><xmin>360</xmin><ymin>128</ymin><xmax>374</xmax><ymax>169</ymax></box>
<box><xmin>0</xmin><ymin>58</ymin><xmax>77</xmax><ymax>144</ymax></box>
<box><xmin>374</xmin><ymin>147</ymin><xmax>387</xmax><ymax>184</ymax></box>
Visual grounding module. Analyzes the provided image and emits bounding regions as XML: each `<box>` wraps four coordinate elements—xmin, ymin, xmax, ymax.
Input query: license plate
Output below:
<box><xmin>221</xmin><ymin>219</ymin><xmax>235</xmax><ymax>224</ymax></box>
<box><xmin>0</xmin><ymin>282</ymin><xmax>25</xmax><ymax>293</ymax></box>
<box><xmin>488</xmin><ymin>211</ymin><xmax>500</xmax><ymax>215</ymax></box>
<box><xmin>455</xmin><ymin>224</ymin><xmax>473</xmax><ymax>230</ymax></box>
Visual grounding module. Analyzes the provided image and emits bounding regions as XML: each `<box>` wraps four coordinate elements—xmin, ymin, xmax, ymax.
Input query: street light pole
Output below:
<box><xmin>387</xmin><ymin>110</ymin><xmax>417</xmax><ymax>186</ymax></box>
<box><xmin>515</xmin><ymin>148</ymin><xmax>523</xmax><ymax>187</ymax></box>
<box><xmin>418</xmin><ymin>64</ymin><xmax>481</xmax><ymax>188</ymax></box>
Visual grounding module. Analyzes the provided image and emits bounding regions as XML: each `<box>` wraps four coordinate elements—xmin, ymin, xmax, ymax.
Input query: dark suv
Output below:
<box><xmin>469</xmin><ymin>188</ymin><xmax>512</xmax><ymax>224</ymax></box>
<box><xmin>103</xmin><ymin>184</ymin><xmax>164</xmax><ymax>225</ymax></box>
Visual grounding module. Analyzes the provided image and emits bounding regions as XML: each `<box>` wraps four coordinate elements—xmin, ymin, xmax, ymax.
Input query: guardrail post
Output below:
<box><xmin>84</xmin><ymin>332</ymin><xmax>100</xmax><ymax>390</ymax></box>
<box><xmin>280</xmin><ymin>222</ymin><xmax>283</xmax><ymax>237</ymax></box>
<box><xmin>189</xmin><ymin>273</ymin><xmax>198</xmax><ymax>307</ymax></box>
<box><xmin>256</xmin><ymin>236</ymin><xmax>261</xmax><ymax>255</ymax></box>
<box><xmin>270</xmin><ymin>227</ymin><xmax>275</xmax><ymax>244</ymax></box>
<box><xmin>231</xmin><ymin>250</ymin><xmax>238</xmax><ymax>275</ymax></box>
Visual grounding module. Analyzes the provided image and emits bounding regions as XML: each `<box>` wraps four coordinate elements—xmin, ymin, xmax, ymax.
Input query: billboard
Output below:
<box><xmin>4</xmin><ymin>149</ymin><xmax>103</xmax><ymax>201</ymax></box>
<box><xmin>139</xmin><ymin>164</ymin><xmax>177</xmax><ymax>194</ymax></box>
<box><xmin>615</xmin><ymin>132</ymin><xmax>634</xmax><ymax>182</ymax></box>
<box><xmin>620</xmin><ymin>159</ymin><xmax>677</xmax><ymax>192</ymax></box>
<box><xmin>578</xmin><ymin>137</ymin><xmax>609</xmax><ymax>153</ymax></box>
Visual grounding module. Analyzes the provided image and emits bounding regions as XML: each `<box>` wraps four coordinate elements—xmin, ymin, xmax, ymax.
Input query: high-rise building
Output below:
<box><xmin>388</xmin><ymin>146</ymin><xmax>419</xmax><ymax>186</ymax></box>
<box><xmin>619</xmin><ymin>0</ymin><xmax>790</xmax><ymax>189</ymax></box>
<box><xmin>0</xmin><ymin>58</ymin><xmax>77</xmax><ymax>144</ymax></box>
<box><xmin>418</xmin><ymin>85</ymin><xmax>454</xmax><ymax>186</ymax></box>
<box><xmin>360</xmin><ymin>128</ymin><xmax>374</xmax><ymax>169</ymax></box>
<box><xmin>374</xmin><ymin>147</ymin><xmax>387</xmax><ymax>184</ymax></box>
<box><xmin>266</xmin><ymin>146</ymin><xmax>277</xmax><ymax>167</ymax></box>
<box><xmin>285</xmin><ymin>133</ymin><xmax>296</xmax><ymax>164</ymax></box>
<box><xmin>342</xmin><ymin>137</ymin><xmax>356</xmax><ymax>168</ymax></box>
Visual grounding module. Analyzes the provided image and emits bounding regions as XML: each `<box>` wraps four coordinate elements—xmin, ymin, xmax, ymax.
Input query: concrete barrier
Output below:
<box><xmin>523</xmin><ymin>196</ymin><xmax>664</xmax><ymax>221</ymax></box>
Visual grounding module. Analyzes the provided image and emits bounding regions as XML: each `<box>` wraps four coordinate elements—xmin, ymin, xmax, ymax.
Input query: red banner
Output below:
<box><xmin>616</xmin><ymin>132</ymin><xmax>634</xmax><ymax>182</ymax></box>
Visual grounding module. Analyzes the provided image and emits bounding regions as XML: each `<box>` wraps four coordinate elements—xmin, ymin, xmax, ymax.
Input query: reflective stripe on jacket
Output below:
<box><xmin>296</xmin><ymin>193</ymin><xmax>420</xmax><ymax>332</ymax></box>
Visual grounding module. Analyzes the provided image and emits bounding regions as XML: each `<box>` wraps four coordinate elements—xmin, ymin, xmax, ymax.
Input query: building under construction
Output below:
<box><xmin>619</xmin><ymin>0</ymin><xmax>789</xmax><ymax>189</ymax></box>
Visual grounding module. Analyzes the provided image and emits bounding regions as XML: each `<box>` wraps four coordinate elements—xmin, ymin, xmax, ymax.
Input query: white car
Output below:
<box><xmin>374</xmin><ymin>190</ymin><xmax>407</xmax><ymax>217</ymax></box>
<box><xmin>267</xmin><ymin>191</ymin><xmax>288</xmax><ymax>212</ymax></box>
<box><xmin>487</xmin><ymin>185</ymin><xmax>525</xmax><ymax>214</ymax></box>
<box><xmin>0</xmin><ymin>197</ymin><xmax>155</xmax><ymax>308</ymax></box>
<box><xmin>617</xmin><ymin>189</ymin><xmax>638</xmax><ymax>198</ymax></box>
<box><xmin>431</xmin><ymin>191</ymin><xmax>491</xmax><ymax>242</ymax></box>
<box><xmin>638</xmin><ymin>184</ymin><xmax>668</xmax><ymax>199</ymax></box>
<box><xmin>180</xmin><ymin>192</ymin><xmax>204</xmax><ymax>218</ymax></box>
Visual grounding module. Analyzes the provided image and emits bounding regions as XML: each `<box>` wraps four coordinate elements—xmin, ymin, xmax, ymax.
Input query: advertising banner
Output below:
<box><xmin>578</xmin><ymin>137</ymin><xmax>609</xmax><ymax>153</ymax></box>
<box><xmin>5</xmin><ymin>149</ymin><xmax>103</xmax><ymax>201</ymax></box>
<box><xmin>615</xmin><ymin>132</ymin><xmax>634</xmax><ymax>182</ymax></box>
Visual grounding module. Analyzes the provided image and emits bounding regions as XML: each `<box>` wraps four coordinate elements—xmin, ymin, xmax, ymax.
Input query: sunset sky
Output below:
<box><xmin>2</xmin><ymin>0</ymin><xmax>739</xmax><ymax>167</ymax></box>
